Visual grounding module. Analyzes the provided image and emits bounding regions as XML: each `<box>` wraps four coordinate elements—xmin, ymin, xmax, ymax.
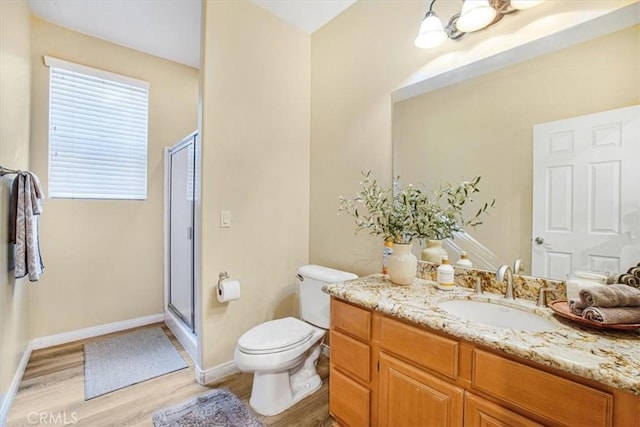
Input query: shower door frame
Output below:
<box><xmin>168</xmin><ymin>135</ymin><xmax>195</xmax><ymax>331</ymax></box>
<box><xmin>163</xmin><ymin>131</ymin><xmax>199</xmax><ymax>365</ymax></box>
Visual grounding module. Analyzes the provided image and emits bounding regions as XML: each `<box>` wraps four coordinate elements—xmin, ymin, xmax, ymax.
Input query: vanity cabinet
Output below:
<box><xmin>329</xmin><ymin>297</ymin><xmax>640</xmax><ymax>427</ymax></box>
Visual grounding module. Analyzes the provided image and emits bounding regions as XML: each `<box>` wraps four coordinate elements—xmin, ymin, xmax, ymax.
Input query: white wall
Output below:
<box><xmin>29</xmin><ymin>18</ymin><xmax>199</xmax><ymax>338</ymax></box>
<box><xmin>199</xmin><ymin>0</ymin><xmax>311</xmax><ymax>368</ymax></box>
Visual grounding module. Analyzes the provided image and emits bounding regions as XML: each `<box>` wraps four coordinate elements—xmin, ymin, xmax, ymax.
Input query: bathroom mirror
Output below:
<box><xmin>392</xmin><ymin>11</ymin><xmax>640</xmax><ymax>280</ymax></box>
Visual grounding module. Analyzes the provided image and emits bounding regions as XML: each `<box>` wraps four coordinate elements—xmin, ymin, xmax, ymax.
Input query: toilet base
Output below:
<box><xmin>248</xmin><ymin>344</ymin><xmax>322</xmax><ymax>416</ymax></box>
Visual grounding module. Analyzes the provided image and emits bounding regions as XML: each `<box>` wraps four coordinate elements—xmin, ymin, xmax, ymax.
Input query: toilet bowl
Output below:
<box><xmin>234</xmin><ymin>265</ymin><xmax>357</xmax><ymax>416</ymax></box>
<box><xmin>234</xmin><ymin>317</ymin><xmax>326</xmax><ymax>416</ymax></box>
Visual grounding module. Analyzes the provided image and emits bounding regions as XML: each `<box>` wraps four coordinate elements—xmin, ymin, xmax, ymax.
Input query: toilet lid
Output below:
<box><xmin>238</xmin><ymin>317</ymin><xmax>314</xmax><ymax>354</ymax></box>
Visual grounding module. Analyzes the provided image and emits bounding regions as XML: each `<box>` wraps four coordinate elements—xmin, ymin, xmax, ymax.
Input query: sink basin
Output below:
<box><xmin>438</xmin><ymin>299</ymin><xmax>558</xmax><ymax>332</ymax></box>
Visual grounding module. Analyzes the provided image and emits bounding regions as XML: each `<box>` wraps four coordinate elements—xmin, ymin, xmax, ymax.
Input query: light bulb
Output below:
<box><xmin>456</xmin><ymin>0</ymin><xmax>497</xmax><ymax>33</ymax></box>
<box><xmin>510</xmin><ymin>0</ymin><xmax>545</xmax><ymax>10</ymax></box>
<box><xmin>415</xmin><ymin>12</ymin><xmax>446</xmax><ymax>49</ymax></box>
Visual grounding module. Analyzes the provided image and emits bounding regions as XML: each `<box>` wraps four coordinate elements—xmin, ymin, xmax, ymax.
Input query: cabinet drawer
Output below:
<box><xmin>330</xmin><ymin>329</ymin><xmax>370</xmax><ymax>383</ymax></box>
<box><xmin>331</xmin><ymin>298</ymin><xmax>371</xmax><ymax>341</ymax></box>
<box><xmin>472</xmin><ymin>350</ymin><xmax>613</xmax><ymax>427</ymax></box>
<box><xmin>330</xmin><ymin>366</ymin><xmax>370</xmax><ymax>427</ymax></box>
<box><xmin>380</xmin><ymin>316</ymin><xmax>458</xmax><ymax>379</ymax></box>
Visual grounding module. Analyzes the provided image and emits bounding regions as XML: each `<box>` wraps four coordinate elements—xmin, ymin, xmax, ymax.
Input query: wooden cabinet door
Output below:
<box><xmin>378</xmin><ymin>352</ymin><xmax>463</xmax><ymax>427</ymax></box>
<box><xmin>465</xmin><ymin>393</ymin><xmax>543</xmax><ymax>427</ymax></box>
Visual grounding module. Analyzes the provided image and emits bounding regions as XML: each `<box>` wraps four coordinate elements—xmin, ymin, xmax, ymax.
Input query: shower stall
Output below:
<box><xmin>164</xmin><ymin>131</ymin><xmax>198</xmax><ymax>362</ymax></box>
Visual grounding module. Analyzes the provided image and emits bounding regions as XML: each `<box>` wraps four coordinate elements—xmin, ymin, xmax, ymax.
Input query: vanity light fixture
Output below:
<box><xmin>415</xmin><ymin>0</ymin><xmax>546</xmax><ymax>49</ymax></box>
<box><xmin>510</xmin><ymin>0</ymin><xmax>545</xmax><ymax>9</ymax></box>
<box><xmin>457</xmin><ymin>0</ymin><xmax>497</xmax><ymax>33</ymax></box>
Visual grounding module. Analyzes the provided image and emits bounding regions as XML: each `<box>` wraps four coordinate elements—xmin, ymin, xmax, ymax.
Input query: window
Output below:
<box><xmin>46</xmin><ymin>56</ymin><xmax>149</xmax><ymax>200</ymax></box>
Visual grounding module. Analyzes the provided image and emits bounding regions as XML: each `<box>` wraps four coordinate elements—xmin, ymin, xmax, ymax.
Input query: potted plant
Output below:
<box><xmin>417</xmin><ymin>176</ymin><xmax>495</xmax><ymax>263</ymax></box>
<box><xmin>338</xmin><ymin>172</ymin><xmax>493</xmax><ymax>285</ymax></box>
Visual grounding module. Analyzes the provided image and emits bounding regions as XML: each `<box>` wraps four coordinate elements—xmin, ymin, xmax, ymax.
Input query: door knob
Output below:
<box><xmin>534</xmin><ymin>236</ymin><xmax>552</xmax><ymax>249</ymax></box>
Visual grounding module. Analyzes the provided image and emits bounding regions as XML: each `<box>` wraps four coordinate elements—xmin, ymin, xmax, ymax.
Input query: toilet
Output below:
<box><xmin>234</xmin><ymin>265</ymin><xmax>357</xmax><ymax>416</ymax></box>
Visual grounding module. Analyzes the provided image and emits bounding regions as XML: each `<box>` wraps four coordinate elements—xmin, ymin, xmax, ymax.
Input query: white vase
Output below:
<box><xmin>388</xmin><ymin>243</ymin><xmax>417</xmax><ymax>285</ymax></box>
<box><xmin>420</xmin><ymin>240</ymin><xmax>449</xmax><ymax>264</ymax></box>
<box><xmin>421</xmin><ymin>239</ymin><xmax>448</xmax><ymax>263</ymax></box>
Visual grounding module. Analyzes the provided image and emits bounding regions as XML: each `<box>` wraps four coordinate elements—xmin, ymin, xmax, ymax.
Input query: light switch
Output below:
<box><xmin>220</xmin><ymin>210</ymin><xmax>231</xmax><ymax>228</ymax></box>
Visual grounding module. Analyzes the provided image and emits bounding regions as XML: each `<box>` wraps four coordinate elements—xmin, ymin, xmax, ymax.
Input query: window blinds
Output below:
<box><xmin>46</xmin><ymin>56</ymin><xmax>149</xmax><ymax>200</ymax></box>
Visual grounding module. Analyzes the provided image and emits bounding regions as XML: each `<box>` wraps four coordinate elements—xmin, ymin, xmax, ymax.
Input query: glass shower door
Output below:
<box><xmin>168</xmin><ymin>136</ymin><xmax>195</xmax><ymax>332</ymax></box>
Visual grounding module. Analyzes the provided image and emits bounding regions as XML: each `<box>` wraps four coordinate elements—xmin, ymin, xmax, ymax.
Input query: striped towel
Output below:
<box><xmin>11</xmin><ymin>171</ymin><xmax>45</xmax><ymax>281</ymax></box>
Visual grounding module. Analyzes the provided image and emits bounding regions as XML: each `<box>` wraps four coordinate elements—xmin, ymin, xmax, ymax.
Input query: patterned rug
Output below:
<box><xmin>153</xmin><ymin>389</ymin><xmax>264</xmax><ymax>427</ymax></box>
<box><xmin>84</xmin><ymin>327</ymin><xmax>188</xmax><ymax>400</ymax></box>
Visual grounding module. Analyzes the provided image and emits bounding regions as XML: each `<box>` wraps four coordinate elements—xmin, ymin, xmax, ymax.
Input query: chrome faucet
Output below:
<box><xmin>513</xmin><ymin>259</ymin><xmax>524</xmax><ymax>274</ymax></box>
<box><xmin>496</xmin><ymin>265</ymin><xmax>515</xmax><ymax>299</ymax></box>
<box><xmin>536</xmin><ymin>288</ymin><xmax>552</xmax><ymax>307</ymax></box>
<box><xmin>536</xmin><ymin>286</ymin><xmax>560</xmax><ymax>307</ymax></box>
<box><xmin>473</xmin><ymin>277</ymin><xmax>483</xmax><ymax>294</ymax></box>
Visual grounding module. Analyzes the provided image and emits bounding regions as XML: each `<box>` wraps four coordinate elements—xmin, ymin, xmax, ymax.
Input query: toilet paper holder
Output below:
<box><xmin>218</xmin><ymin>271</ymin><xmax>230</xmax><ymax>295</ymax></box>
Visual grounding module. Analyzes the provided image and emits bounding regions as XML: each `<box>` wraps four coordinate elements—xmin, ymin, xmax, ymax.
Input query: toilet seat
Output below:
<box><xmin>238</xmin><ymin>317</ymin><xmax>314</xmax><ymax>355</ymax></box>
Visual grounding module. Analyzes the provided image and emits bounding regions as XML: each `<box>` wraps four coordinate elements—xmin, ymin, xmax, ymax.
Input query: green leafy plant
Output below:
<box><xmin>338</xmin><ymin>172</ymin><xmax>494</xmax><ymax>244</ymax></box>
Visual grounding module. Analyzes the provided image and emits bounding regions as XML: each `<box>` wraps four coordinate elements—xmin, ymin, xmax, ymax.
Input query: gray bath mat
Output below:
<box><xmin>84</xmin><ymin>327</ymin><xmax>188</xmax><ymax>400</ymax></box>
<box><xmin>153</xmin><ymin>389</ymin><xmax>264</xmax><ymax>427</ymax></box>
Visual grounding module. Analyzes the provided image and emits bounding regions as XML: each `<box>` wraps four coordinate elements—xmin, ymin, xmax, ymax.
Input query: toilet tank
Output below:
<box><xmin>298</xmin><ymin>265</ymin><xmax>358</xmax><ymax>329</ymax></box>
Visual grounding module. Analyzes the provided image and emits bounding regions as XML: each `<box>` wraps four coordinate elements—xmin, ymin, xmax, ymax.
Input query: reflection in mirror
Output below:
<box><xmin>393</xmin><ymin>22</ymin><xmax>640</xmax><ymax>280</ymax></box>
<box><xmin>531</xmin><ymin>105</ymin><xmax>640</xmax><ymax>280</ymax></box>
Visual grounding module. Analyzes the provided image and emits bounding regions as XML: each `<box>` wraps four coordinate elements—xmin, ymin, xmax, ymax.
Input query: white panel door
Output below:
<box><xmin>532</xmin><ymin>105</ymin><xmax>640</xmax><ymax>280</ymax></box>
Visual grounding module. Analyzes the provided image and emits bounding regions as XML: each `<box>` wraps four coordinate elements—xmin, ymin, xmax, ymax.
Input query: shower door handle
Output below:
<box><xmin>187</xmin><ymin>227</ymin><xmax>193</xmax><ymax>240</ymax></box>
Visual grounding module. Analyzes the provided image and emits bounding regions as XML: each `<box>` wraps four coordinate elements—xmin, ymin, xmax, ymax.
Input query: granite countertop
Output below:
<box><xmin>324</xmin><ymin>275</ymin><xmax>640</xmax><ymax>396</ymax></box>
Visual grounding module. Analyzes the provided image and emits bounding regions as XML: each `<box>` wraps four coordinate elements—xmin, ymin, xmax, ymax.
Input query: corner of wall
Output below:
<box><xmin>0</xmin><ymin>0</ymin><xmax>32</xmax><ymax>420</ymax></box>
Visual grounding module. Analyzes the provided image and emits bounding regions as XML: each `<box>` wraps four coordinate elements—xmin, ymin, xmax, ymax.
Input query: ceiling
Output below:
<box><xmin>27</xmin><ymin>0</ymin><xmax>357</xmax><ymax>69</ymax></box>
<box><xmin>252</xmin><ymin>0</ymin><xmax>356</xmax><ymax>33</ymax></box>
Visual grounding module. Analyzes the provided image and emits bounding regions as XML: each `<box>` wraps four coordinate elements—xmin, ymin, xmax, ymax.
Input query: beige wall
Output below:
<box><xmin>199</xmin><ymin>0</ymin><xmax>310</xmax><ymax>368</ymax></box>
<box><xmin>309</xmin><ymin>0</ymin><xmax>636</xmax><ymax>277</ymax></box>
<box><xmin>393</xmin><ymin>25</ymin><xmax>640</xmax><ymax>271</ymax></box>
<box><xmin>29</xmin><ymin>18</ymin><xmax>199</xmax><ymax>338</ymax></box>
<box><xmin>0</xmin><ymin>0</ymin><xmax>31</xmax><ymax>414</ymax></box>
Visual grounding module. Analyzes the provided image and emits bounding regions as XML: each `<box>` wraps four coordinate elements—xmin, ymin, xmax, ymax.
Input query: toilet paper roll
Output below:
<box><xmin>217</xmin><ymin>280</ymin><xmax>241</xmax><ymax>303</ymax></box>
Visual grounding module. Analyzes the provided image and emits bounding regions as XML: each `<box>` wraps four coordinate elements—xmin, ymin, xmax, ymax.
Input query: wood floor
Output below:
<box><xmin>7</xmin><ymin>324</ymin><xmax>332</xmax><ymax>427</ymax></box>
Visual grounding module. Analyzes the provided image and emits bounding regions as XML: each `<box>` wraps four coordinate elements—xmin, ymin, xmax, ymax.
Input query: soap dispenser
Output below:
<box><xmin>456</xmin><ymin>251</ymin><xmax>473</xmax><ymax>268</ymax></box>
<box><xmin>436</xmin><ymin>257</ymin><xmax>455</xmax><ymax>291</ymax></box>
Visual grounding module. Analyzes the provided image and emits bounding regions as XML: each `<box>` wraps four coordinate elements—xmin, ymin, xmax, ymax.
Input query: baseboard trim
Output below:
<box><xmin>0</xmin><ymin>341</ymin><xmax>32</xmax><ymax>425</ymax></box>
<box><xmin>195</xmin><ymin>360</ymin><xmax>239</xmax><ymax>385</ymax></box>
<box><xmin>31</xmin><ymin>313</ymin><xmax>164</xmax><ymax>350</ymax></box>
